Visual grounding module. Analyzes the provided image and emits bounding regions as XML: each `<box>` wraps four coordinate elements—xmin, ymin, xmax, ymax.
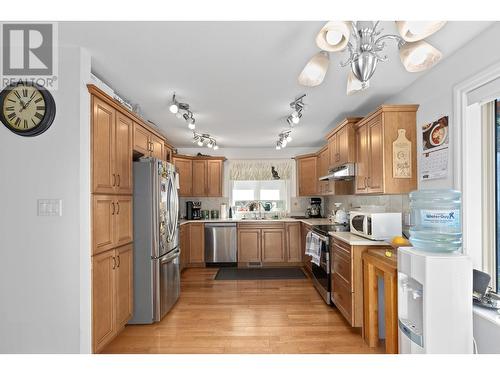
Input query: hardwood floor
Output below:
<box><xmin>101</xmin><ymin>268</ymin><xmax>383</xmax><ymax>354</ymax></box>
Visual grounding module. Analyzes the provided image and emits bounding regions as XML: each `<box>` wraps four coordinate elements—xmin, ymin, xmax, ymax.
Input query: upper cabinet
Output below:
<box><xmin>295</xmin><ymin>154</ymin><xmax>318</xmax><ymax>197</ymax></box>
<box><xmin>173</xmin><ymin>155</ymin><xmax>225</xmax><ymax>197</ymax></box>
<box><xmin>132</xmin><ymin>122</ymin><xmax>166</xmax><ymax>160</ymax></box>
<box><xmin>354</xmin><ymin>105</ymin><xmax>418</xmax><ymax>195</ymax></box>
<box><xmin>92</xmin><ymin>97</ymin><xmax>133</xmax><ymax>195</ymax></box>
<box><xmin>326</xmin><ymin>117</ymin><xmax>361</xmax><ymax>170</ymax></box>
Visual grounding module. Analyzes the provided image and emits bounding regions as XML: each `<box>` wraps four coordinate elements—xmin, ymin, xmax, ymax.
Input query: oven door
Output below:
<box><xmin>310</xmin><ymin>233</ymin><xmax>331</xmax><ymax>305</ymax></box>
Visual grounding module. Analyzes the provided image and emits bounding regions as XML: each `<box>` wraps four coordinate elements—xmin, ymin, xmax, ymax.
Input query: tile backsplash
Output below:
<box><xmin>179</xmin><ymin>197</ymin><xmax>229</xmax><ymax>218</ymax></box>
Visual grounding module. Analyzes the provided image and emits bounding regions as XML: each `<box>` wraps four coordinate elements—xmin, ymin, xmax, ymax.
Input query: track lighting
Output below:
<box><xmin>193</xmin><ymin>131</ymin><xmax>219</xmax><ymax>150</ymax></box>
<box><xmin>183</xmin><ymin>111</ymin><xmax>196</xmax><ymax>129</ymax></box>
<box><xmin>275</xmin><ymin>130</ymin><xmax>292</xmax><ymax>150</ymax></box>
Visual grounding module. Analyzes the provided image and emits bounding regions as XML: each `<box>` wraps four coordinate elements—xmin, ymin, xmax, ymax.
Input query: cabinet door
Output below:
<box><xmin>238</xmin><ymin>229</ymin><xmax>261</xmax><ymax>263</ymax></box>
<box><xmin>164</xmin><ymin>145</ymin><xmax>173</xmax><ymax>163</ymax></box>
<box><xmin>115</xmin><ymin>112</ymin><xmax>133</xmax><ymax>194</ymax></box>
<box><xmin>206</xmin><ymin>160</ymin><xmax>222</xmax><ymax>197</ymax></box>
<box><xmin>180</xmin><ymin>224</ymin><xmax>190</xmax><ymax>271</ymax></box>
<box><xmin>92</xmin><ymin>97</ymin><xmax>116</xmax><ymax>194</ymax></box>
<box><xmin>150</xmin><ymin>134</ymin><xmax>164</xmax><ymax>160</ymax></box>
<box><xmin>92</xmin><ymin>249</ymin><xmax>116</xmax><ymax>353</ymax></box>
<box><xmin>189</xmin><ymin>223</ymin><xmax>205</xmax><ymax>264</ymax></box>
<box><xmin>115</xmin><ymin>196</ymin><xmax>133</xmax><ymax>248</ymax></box>
<box><xmin>173</xmin><ymin>157</ymin><xmax>193</xmax><ymax>197</ymax></box>
<box><xmin>115</xmin><ymin>244</ymin><xmax>133</xmax><ymax>328</ymax></box>
<box><xmin>261</xmin><ymin>228</ymin><xmax>285</xmax><ymax>262</ymax></box>
<box><xmin>328</xmin><ymin>133</ymin><xmax>338</xmax><ymax>168</ymax></box>
<box><xmin>355</xmin><ymin>125</ymin><xmax>369</xmax><ymax>194</ymax></box>
<box><xmin>192</xmin><ymin>160</ymin><xmax>207</xmax><ymax>196</ymax></box>
<box><xmin>286</xmin><ymin>223</ymin><xmax>302</xmax><ymax>262</ymax></box>
<box><xmin>337</xmin><ymin>125</ymin><xmax>348</xmax><ymax>165</ymax></box>
<box><xmin>297</xmin><ymin>157</ymin><xmax>317</xmax><ymax>196</ymax></box>
<box><xmin>367</xmin><ymin>116</ymin><xmax>384</xmax><ymax>193</ymax></box>
<box><xmin>133</xmin><ymin>123</ymin><xmax>150</xmax><ymax>156</ymax></box>
<box><xmin>93</xmin><ymin>195</ymin><xmax>115</xmax><ymax>255</ymax></box>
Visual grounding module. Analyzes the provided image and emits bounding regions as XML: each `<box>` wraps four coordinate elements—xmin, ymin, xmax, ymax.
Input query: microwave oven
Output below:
<box><xmin>349</xmin><ymin>211</ymin><xmax>402</xmax><ymax>240</ymax></box>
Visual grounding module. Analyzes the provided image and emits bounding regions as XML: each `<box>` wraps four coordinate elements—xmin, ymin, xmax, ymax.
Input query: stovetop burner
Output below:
<box><xmin>312</xmin><ymin>224</ymin><xmax>349</xmax><ymax>236</ymax></box>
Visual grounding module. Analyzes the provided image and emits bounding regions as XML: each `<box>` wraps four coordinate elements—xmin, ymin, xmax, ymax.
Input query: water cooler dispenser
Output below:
<box><xmin>398</xmin><ymin>247</ymin><xmax>472</xmax><ymax>353</ymax></box>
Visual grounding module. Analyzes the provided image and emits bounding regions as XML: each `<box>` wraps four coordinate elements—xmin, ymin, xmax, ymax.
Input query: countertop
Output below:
<box><xmin>179</xmin><ymin>218</ymin><xmax>333</xmax><ymax>226</ymax></box>
<box><xmin>328</xmin><ymin>231</ymin><xmax>389</xmax><ymax>246</ymax></box>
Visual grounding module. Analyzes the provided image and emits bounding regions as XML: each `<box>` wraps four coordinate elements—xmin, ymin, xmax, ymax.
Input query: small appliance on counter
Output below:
<box><xmin>186</xmin><ymin>201</ymin><xmax>202</xmax><ymax>220</ymax></box>
<box><xmin>306</xmin><ymin>197</ymin><xmax>322</xmax><ymax>218</ymax></box>
<box><xmin>201</xmin><ymin>209</ymin><xmax>210</xmax><ymax>220</ymax></box>
<box><xmin>332</xmin><ymin>202</ymin><xmax>348</xmax><ymax>224</ymax></box>
<box><xmin>350</xmin><ymin>211</ymin><xmax>402</xmax><ymax>240</ymax></box>
<box><xmin>210</xmin><ymin>210</ymin><xmax>219</xmax><ymax>219</ymax></box>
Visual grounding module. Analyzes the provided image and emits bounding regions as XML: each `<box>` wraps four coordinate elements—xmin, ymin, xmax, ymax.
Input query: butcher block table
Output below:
<box><xmin>362</xmin><ymin>248</ymin><xmax>398</xmax><ymax>354</ymax></box>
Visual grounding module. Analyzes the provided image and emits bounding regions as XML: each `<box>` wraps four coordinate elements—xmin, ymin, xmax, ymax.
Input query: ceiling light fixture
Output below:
<box><xmin>169</xmin><ymin>94</ymin><xmax>179</xmax><ymax>114</ymax></box>
<box><xmin>396</xmin><ymin>21</ymin><xmax>447</xmax><ymax>42</ymax></box>
<box><xmin>275</xmin><ymin>130</ymin><xmax>292</xmax><ymax>150</ymax></box>
<box><xmin>193</xmin><ymin>131</ymin><xmax>219</xmax><ymax>150</ymax></box>
<box><xmin>302</xmin><ymin>21</ymin><xmax>446</xmax><ymax>91</ymax></box>
<box><xmin>183</xmin><ymin>111</ymin><xmax>196</xmax><ymax>129</ymax></box>
<box><xmin>298</xmin><ymin>51</ymin><xmax>330</xmax><ymax>87</ymax></box>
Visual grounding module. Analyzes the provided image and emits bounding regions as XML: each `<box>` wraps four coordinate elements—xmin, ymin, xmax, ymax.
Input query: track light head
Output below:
<box><xmin>169</xmin><ymin>93</ymin><xmax>179</xmax><ymax>114</ymax></box>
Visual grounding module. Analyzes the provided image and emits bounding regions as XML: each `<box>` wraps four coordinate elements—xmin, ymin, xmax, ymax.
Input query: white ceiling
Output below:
<box><xmin>60</xmin><ymin>21</ymin><xmax>493</xmax><ymax>148</ymax></box>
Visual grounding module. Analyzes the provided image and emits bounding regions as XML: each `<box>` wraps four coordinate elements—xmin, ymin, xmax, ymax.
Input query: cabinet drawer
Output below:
<box><xmin>332</xmin><ymin>273</ymin><xmax>353</xmax><ymax>325</ymax></box>
<box><xmin>333</xmin><ymin>239</ymin><xmax>351</xmax><ymax>256</ymax></box>
<box><xmin>332</xmin><ymin>250</ymin><xmax>352</xmax><ymax>289</ymax></box>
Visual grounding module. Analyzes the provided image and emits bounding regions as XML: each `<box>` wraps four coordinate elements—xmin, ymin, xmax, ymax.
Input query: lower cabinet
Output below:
<box><xmin>180</xmin><ymin>224</ymin><xmax>190</xmax><ymax>272</ymax></box>
<box><xmin>330</xmin><ymin>238</ymin><xmax>389</xmax><ymax>328</ymax></box>
<box><xmin>237</xmin><ymin>223</ymin><xmax>301</xmax><ymax>265</ymax></box>
<box><xmin>189</xmin><ymin>223</ymin><xmax>205</xmax><ymax>265</ymax></box>
<box><xmin>92</xmin><ymin>243</ymin><xmax>133</xmax><ymax>353</ymax></box>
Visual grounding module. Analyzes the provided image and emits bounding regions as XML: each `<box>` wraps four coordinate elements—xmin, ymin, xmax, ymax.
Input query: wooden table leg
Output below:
<box><xmin>363</xmin><ymin>261</ymin><xmax>379</xmax><ymax>348</ymax></box>
<box><xmin>384</xmin><ymin>272</ymin><xmax>398</xmax><ymax>354</ymax></box>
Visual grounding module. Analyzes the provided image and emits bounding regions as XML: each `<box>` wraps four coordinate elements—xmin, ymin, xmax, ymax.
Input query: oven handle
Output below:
<box><xmin>309</xmin><ymin>230</ymin><xmax>329</xmax><ymax>243</ymax></box>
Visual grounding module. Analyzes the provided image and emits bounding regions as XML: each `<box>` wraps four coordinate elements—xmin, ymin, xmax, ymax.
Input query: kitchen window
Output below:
<box><xmin>230</xmin><ymin>180</ymin><xmax>289</xmax><ymax>214</ymax></box>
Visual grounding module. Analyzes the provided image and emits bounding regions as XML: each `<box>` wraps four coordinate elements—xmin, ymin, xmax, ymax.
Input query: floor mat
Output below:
<box><xmin>214</xmin><ymin>267</ymin><xmax>306</xmax><ymax>280</ymax></box>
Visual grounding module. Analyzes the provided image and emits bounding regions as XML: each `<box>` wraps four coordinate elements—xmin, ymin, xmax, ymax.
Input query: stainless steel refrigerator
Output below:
<box><xmin>129</xmin><ymin>158</ymin><xmax>180</xmax><ymax>324</ymax></box>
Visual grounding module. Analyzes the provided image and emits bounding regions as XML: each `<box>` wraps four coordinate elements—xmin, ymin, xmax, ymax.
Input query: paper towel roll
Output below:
<box><xmin>220</xmin><ymin>204</ymin><xmax>227</xmax><ymax>219</ymax></box>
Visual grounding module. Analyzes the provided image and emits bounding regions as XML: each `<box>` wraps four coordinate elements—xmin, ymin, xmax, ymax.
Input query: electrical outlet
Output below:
<box><xmin>38</xmin><ymin>199</ymin><xmax>62</xmax><ymax>216</ymax></box>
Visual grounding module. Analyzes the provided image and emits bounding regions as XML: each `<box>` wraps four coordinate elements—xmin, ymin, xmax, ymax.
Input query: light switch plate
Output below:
<box><xmin>38</xmin><ymin>199</ymin><xmax>63</xmax><ymax>216</ymax></box>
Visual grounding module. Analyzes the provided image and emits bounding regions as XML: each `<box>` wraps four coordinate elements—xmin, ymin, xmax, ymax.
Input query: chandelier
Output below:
<box><xmin>299</xmin><ymin>21</ymin><xmax>446</xmax><ymax>94</ymax></box>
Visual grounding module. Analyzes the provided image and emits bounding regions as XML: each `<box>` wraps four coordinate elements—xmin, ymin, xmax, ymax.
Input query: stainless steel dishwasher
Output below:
<box><xmin>204</xmin><ymin>223</ymin><xmax>237</xmax><ymax>266</ymax></box>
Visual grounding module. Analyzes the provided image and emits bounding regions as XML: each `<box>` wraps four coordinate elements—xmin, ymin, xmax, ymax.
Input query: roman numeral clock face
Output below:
<box><xmin>0</xmin><ymin>83</ymin><xmax>56</xmax><ymax>137</ymax></box>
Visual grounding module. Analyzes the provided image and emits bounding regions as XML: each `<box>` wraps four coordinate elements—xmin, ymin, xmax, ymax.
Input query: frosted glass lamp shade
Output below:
<box><xmin>399</xmin><ymin>40</ymin><xmax>442</xmax><ymax>73</ymax></box>
<box><xmin>396</xmin><ymin>21</ymin><xmax>447</xmax><ymax>42</ymax></box>
<box><xmin>346</xmin><ymin>70</ymin><xmax>369</xmax><ymax>95</ymax></box>
<box><xmin>316</xmin><ymin>21</ymin><xmax>350</xmax><ymax>52</ymax></box>
<box><xmin>298</xmin><ymin>51</ymin><xmax>330</xmax><ymax>87</ymax></box>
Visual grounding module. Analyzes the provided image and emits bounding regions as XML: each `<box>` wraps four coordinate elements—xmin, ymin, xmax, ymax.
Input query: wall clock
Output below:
<box><xmin>0</xmin><ymin>82</ymin><xmax>56</xmax><ymax>137</ymax></box>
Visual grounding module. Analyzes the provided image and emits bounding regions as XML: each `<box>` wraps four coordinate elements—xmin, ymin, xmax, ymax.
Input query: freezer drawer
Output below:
<box><xmin>204</xmin><ymin>223</ymin><xmax>237</xmax><ymax>263</ymax></box>
<box><xmin>154</xmin><ymin>248</ymin><xmax>180</xmax><ymax>322</ymax></box>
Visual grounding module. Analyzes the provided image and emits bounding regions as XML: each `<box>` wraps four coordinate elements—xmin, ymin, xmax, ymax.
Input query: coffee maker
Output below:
<box><xmin>186</xmin><ymin>201</ymin><xmax>202</xmax><ymax>220</ymax></box>
<box><xmin>308</xmin><ymin>197</ymin><xmax>322</xmax><ymax>218</ymax></box>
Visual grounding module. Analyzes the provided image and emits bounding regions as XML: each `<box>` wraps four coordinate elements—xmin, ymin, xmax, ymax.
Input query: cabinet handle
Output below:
<box><xmin>117</xmin><ymin>174</ymin><xmax>120</xmax><ymax>187</ymax></box>
<box><xmin>112</xmin><ymin>256</ymin><xmax>116</xmax><ymax>270</ymax></box>
<box><xmin>112</xmin><ymin>173</ymin><xmax>116</xmax><ymax>186</ymax></box>
<box><xmin>112</xmin><ymin>202</ymin><xmax>115</xmax><ymax>215</ymax></box>
<box><xmin>364</xmin><ymin>177</ymin><xmax>368</xmax><ymax>188</ymax></box>
<box><xmin>117</xmin><ymin>255</ymin><xmax>121</xmax><ymax>268</ymax></box>
<box><xmin>366</xmin><ymin>176</ymin><xmax>370</xmax><ymax>187</ymax></box>
<box><xmin>116</xmin><ymin>202</ymin><xmax>120</xmax><ymax>215</ymax></box>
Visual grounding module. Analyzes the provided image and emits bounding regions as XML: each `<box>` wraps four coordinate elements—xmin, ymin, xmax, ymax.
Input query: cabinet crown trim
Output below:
<box><xmin>353</xmin><ymin>104</ymin><xmax>419</xmax><ymax>129</ymax></box>
<box><xmin>325</xmin><ymin>117</ymin><xmax>363</xmax><ymax>140</ymax></box>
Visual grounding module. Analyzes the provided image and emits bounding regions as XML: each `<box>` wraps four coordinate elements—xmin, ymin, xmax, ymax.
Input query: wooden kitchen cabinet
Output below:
<box><xmin>92</xmin><ymin>97</ymin><xmax>133</xmax><ymax>195</ymax></box>
<box><xmin>164</xmin><ymin>144</ymin><xmax>173</xmax><ymax>163</ymax></box>
<box><xmin>150</xmin><ymin>134</ymin><xmax>164</xmax><ymax>160</ymax></box>
<box><xmin>115</xmin><ymin>244</ymin><xmax>133</xmax><ymax>328</ymax></box>
<box><xmin>92</xmin><ymin>244</ymin><xmax>134</xmax><ymax>353</ymax></box>
<box><xmin>286</xmin><ymin>222</ymin><xmax>302</xmax><ymax>263</ymax></box>
<box><xmin>173</xmin><ymin>155</ymin><xmax>225</xmax><ymax>197</ymax></box>
<box><xmin>192</xmin><ymin>160</ymin><xmax>207</xmax><ymax>196</ymax></box>
<box><xmin>330</xmin><ymin>237</ymin><xmax>389</xmax><ymax>327</ymax></box>
<box><xmin>189</xmin><ymin>222</ymin><xmax>205</xmax><ymax>265</ymax></box>
<box><xmin>317</xmin><ymin>146</ymin><xmax>329</xmax><ymax>195</ymax></box>
<box><xmin>354</xmin><ymin>105</ymin><xmax>418</xmax><ymax>195</ymax></box>
<box><xmin>238</xmin><ymin>228</ymin><xmax>262</xmax><ymax>263</ymax></box>
<box><xmin>133</xmin><ymin>123</ymin><xmax>165</xmax><ymax>160</ymax></box>
<box><xmin>261</xmin><ymin>228</ymin><xmax>286</xmax><ymax>262</ymax></box>
<box><xmin>206</xmin><ymin>160</ymin><xmax>223</xmax><ymax>197</ymax></box>
<box><xmin>295</xmin><ymin>154</ymin><xmax>318</xmax><ymax>196</ymax></box>
<box><xmin>92</xmin><ymin>195</ymin><xmax>133</xmax><ymax>255</ymax></box>
<box><xmin>180</xmin><ymin>224</ymin><xmax>190</xmax><ymax>272</ymax></box>
<box><xmin>173</xmin><ymin>156</ymin><xmax>193</xmax><ymax>197</ymax></box>
<box><xmin>326</xmin><ymin>117</ymin><xmax>361</xmax><ymax>170</ymax></box>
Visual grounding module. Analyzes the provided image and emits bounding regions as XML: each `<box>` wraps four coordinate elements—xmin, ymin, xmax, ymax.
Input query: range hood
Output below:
<box><xmin>319</xmin><ymin>163</ymin><xmax>356</xmax><ymax>181</ymax></box>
